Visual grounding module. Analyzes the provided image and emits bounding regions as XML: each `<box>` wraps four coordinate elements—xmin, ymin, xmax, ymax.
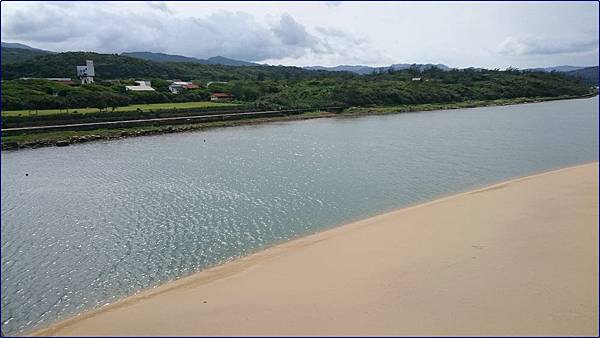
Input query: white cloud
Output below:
<box><xmin>497</xmin><ymin>36</ymin><xmax>599</xmax><ymax>56</ymax></box>
<box><xmin>1</xmin><ymin>1</ymin><xmax>598</xmax><ymax>68</ymax></box>
<box><xmin>324</xmin><ymin>1</ymin><xmax>342</xmax><ymax>7</ymax></box>
<box><xmin>146</xmin><ymin>1</ymin><xmax>172</xmax><ymax>14</ymax></box>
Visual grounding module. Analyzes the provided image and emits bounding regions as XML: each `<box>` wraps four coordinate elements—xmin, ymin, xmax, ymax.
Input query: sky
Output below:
<box><xmin>1</xmin><ymin>1</ymin><xmax>598</xmax><ymax>69</ymax></box>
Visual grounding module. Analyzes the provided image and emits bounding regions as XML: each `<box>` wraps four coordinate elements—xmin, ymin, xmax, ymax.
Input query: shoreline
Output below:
<box><xmin>28</xmin><ymin>162</ymin><xmax>599</xmax><ymax>336</ymax></box>
<box><xmin>3</xmin><ymin>94</ymin><xmax>596</xmax><ymax>151</ymax></box>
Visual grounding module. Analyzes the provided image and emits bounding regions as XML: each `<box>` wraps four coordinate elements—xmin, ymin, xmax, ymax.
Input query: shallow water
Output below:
<box><xmin>1</xmin><ymin>97</ymin><xmax>598</xmax><ymax>335</ymax></box>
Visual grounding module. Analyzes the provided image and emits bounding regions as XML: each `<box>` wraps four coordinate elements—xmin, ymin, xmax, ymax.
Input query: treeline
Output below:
<box><xmin>1</xmin><ymin>52</ymin><xmax>343</xmax><ymax>82</ymax></box>
<box><xmin>2</xmin><ymin>79</ymin><xmax>214</xmax><ymax>111</ymax></box>
<box><xmin>565</xmin><ymin>66</ymin><xmax>599</xmax><ymax>87</ymax></box>
<box><xmin>222</xmin><ymin>67</ymin><xmax>592</xmax><ymax>108</ymax></box>
<box><xmin>1</xmin><ymin>52</ymin><xmax>593</xmax><ymax>112</ymax></box>
<box><xmin>1</xmin><ymin>47</ymin><xmax>52</xmax><ymax>64</ymax></box>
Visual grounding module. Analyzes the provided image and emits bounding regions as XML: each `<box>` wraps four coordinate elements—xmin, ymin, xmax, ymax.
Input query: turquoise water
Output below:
<box><xmin>1</xmin><ymin>97</ymin><xmax>598</xmax><ymax>335</ymax></box>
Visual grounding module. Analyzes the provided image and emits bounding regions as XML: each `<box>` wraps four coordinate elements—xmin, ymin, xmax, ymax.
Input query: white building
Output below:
<box><xmin>168</xmin><ymin>81</ymin><xmax>200</xmax><ymax>94</ymax></box>
<box><xmin>76</xmin><ymin>60</ymin><xmax>95</xmax><ymax>84</ymax></box>
<box><xmin>125</xmin><ymin>81</ymin><xmax>156</xmax><ymax>92</ymax></box>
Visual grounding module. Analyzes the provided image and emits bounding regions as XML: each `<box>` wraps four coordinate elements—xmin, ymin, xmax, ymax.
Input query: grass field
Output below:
<box><xmin>2</xmin><ymin>101</ymin><xmax>241</xmax><ymax>117</ymax></box>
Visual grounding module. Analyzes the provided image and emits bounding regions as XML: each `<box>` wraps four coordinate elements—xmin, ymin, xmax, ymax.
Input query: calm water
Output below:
<box><xmin>2</xmin><ymin>97</ymin><xmax>598</xmax><ymax>334</ymax></box>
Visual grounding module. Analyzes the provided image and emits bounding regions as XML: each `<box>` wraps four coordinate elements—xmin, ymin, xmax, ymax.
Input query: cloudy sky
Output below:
<box><xmin>1</xmin><ymin>1</ymin><xmax>598</xmax><ymax>68</ymax></box>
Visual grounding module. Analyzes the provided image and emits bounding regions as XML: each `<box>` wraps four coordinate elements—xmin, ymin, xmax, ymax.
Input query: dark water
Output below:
<box><xmin>1</xmin><ymin>97</ymin><xmax>598</xmax><ymax>335</ymax></box>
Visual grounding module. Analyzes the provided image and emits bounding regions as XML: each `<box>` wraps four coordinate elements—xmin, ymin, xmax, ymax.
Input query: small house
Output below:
<box><xmin>168</xmin><ymin>81</ymin><xmax>200</xmax><ymax>94</ymax></box>
<box><xmin>411</xmin><ymin>77</ymin><xmax>422</xmax><ymax>81</ymax></box>
<box><xmin>210</xmin><ymin>92</ymin><xmax>234</xmax><ymax>101</ymax></box>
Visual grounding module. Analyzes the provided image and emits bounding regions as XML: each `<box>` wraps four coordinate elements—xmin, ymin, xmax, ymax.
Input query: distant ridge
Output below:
<box><xmin>525</xmin><ymin>65</ymin><xmax>593</xmax><ymax>72</ymax></box>
<box><xmin>1</xmin><ymin>41</ymin><xmax>597</xmax><ymax>78</ymax></box>
<box><xmin>1</xmin><ymin>41</ymin><xmax>50</xmax><ymax>52</ymax></box>
<box><xmin>121</xmin><ymin>51</ymin><xmax>260</xmax><ymax>67</ymax></box>
<box><xmin>121</xmin><ymin>51</ymin><xmax>205</xmax><ymax>64</ymax></box>
<box><xmin>205</xmin><ymin>56</ymin><xmax>259</xmax><ymax>67</ymax></box>
<box><xmin>306</xmin><ymin>63</ymin><xmax>599</xmax><ymax>75</ymax></box>
<box><xmin>1</xmin><ymin>41</ymin><xmax>54</xmax><ymax>64</ymax></box>
<box><xmin>304</xmin><ymin>65</ymin><xmax>376</xmax><ymax>75</ymax></box>
<box><xmin>304</xmin><ymin>63</ymin><xmax>452</xmax><ymax>74</ymax></box>
<box><xmin>386</xmin><ymin>63</ymin><xmax>452</xmax><ymax>72</ymax></box>
<box><xmin>564</xmin><ymin>66</ymin><xmax>599</xmax><ymax>86</ymax></box>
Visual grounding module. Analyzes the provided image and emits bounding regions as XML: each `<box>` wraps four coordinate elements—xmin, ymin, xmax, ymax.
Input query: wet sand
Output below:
<box><xmin>32</xmin><ymin>162</ymin><xmax>599</xmax><ymax>336</ymax></box>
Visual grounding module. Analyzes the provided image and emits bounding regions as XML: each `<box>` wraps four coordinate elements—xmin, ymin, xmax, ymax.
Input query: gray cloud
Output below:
<box><xmin>5</xmin><ymin>2</ymin><xmax>594</xmax><ymax>68</ymax></box>
<box><xmin>325</xmin><ymin>1</ymin><xmax>343</xmax><ymax>7</ymax></box>
<box><xmin>1</xmin><ymin>2</ymin><xmax>367</xmax><ymax>63</ymax></box>
<box><xmin>315</xmin><ymin>27</ymin><xmax>367</xmax><ymax>45</ymax></box>
<box><xmin>274</xmin><ymin>14</ymin><xmax>316</xmax><ymax>47</ymax></box>
<box><xmin>146</xmin><ymin>1</ymin><xmax>172</xmax><ymax>14</ymax></box>
<box><xmin>497</xmin><ymin>36</ymin><xmax>599</xmax><ymax>56</ymax></box>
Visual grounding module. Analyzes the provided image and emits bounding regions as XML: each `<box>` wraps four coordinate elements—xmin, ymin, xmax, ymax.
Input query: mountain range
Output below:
<box><xmin>1</xmin><ymin>41</ymin><xmax>51</xmax><ymax>51</ymax></box>
<box><xmin>304</xmin><ymin>63</ymin><xmax>452</xmax><ymax>74</ymax></box>
<box><xmin>563</xmin><ymin>66</ymin><xmax>599</xmax><ymax>86</ymax></box>
<box><xmin>1</xmin><ymin>41</ymin><xmax>55</xmax><ymax>64</ymax></box>
<box><xmin>526</xmin><ymin>65</ymin><xmax>590</xmax><ymax>73</ymax></box>
<box><xmin>0</xmin><ymin>42</ymin><xmax>261</xmax><ymax>67</ymax></box>
<box><xmin>121</xmin><ymin>52</ymin><xmax>260</xmax><ymax>67</ymax></box>
<box><xmin>1</xmin><ymin>41</ymin><xmax>597</xmax><ymax>85</ymax></box>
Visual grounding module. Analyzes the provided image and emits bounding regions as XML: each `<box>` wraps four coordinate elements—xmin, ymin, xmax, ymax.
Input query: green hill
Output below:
<box><xmin>1</xmin><ymin>52</ymin><xmax>329</xmax><ymax>82</ymax></box>
<box><xmin>122</xmin><ymin>52</ymin><xmax>260</xmax><ymax>67</ymax></box>
<box><xmin>1</xmin><ymin>42</ymin><xmax>54</xmax><ymax>64</ymax></box>
<box><xmin>565</xmin><ymin>66</ymin><xmax>599</xmax><ymax>86</ymax></box>
<box><xmin>121</xmin><ymin>51</ymin><xmax>210</xmax><ymax>64</ymax></box>
<box><xmin>1</xmin><ymin>51</ymin><xmax>593</xmax><ymax>112</ymax></box>
<box><xmin>205</xmin><ymin>56</ymin><xmax>259</xmax><ymax>67</ymax></box>
<box><xmin>1</xmin><ymin>47</ymin><xmax>53</xmax><ymax>64</ymax></box>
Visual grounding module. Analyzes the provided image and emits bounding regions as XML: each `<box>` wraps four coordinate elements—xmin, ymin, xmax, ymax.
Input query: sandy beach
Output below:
<box><xmin>31</xmin><ymin>162</ymin><xmax>599</xmax><ymax>337</ymax></box>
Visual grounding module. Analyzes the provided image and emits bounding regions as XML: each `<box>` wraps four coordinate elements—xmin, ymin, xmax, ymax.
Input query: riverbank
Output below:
<box><xmin>1</xmin><ymin>111</ymin><xmax>337</xmax><ymax>150</ymax></box>
<box><xmin>30</xmin><ymin>162</ymin><xmax>599</xmax><ymax>336</ymax></box>
<box><xmin>343</xmin><ymin>93</ymin><xmax>596</xmax><ymax>114</ymax></box>
<box><xmin>2</xmin><ymin>94</ymin><xmax>595</xmax><ymax>151</ymax></box>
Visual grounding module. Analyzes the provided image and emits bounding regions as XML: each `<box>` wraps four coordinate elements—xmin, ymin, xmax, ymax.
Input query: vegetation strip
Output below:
<box><xmin>2</xmin><ymin>50</ymin><xmax>597</xmax><ymax>151</ymax></box>
<box><xmin>2</xmin><ymin>107</ymin><xmax>346</xmax><ymax>133</ymax></box>
<box><xmin>1</xmin><ymin>101</ymin><xmax>240</xmax><ymax>117</ymax></box>
<box><xmin>3</xmin><ymin>95</ymin><xmax>594</xmax><ymax>151</ymax></box>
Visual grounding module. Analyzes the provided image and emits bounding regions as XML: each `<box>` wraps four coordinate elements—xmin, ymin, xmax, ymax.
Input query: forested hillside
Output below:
<box><xmin>1</xmin><ymin>51</ymin><xmax>593</xmax><ymax>111</ymax></box>
<box><xmin>1</xmin><ymin>52</ymin><xmax>334</xmax><ymax>81</ymax></box>
<box><xmin>122</xmin><ymin>52</ymin><xmax>260</xmax><ymax>66</ymax></box>
<box><xmin>1</xmin><ymin>47</ymin><xmax>52</xmax><ymax>64</ymax></box>
<box><xmin>565</xmin><ymin>66</ymin><xmax>599</xmax><ymax>86</ymax></box>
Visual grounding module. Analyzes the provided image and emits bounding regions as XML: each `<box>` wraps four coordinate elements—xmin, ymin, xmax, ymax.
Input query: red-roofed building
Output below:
<box><xmin>210</xmin><ymin>93</ymin><xmax>234</xmax><ymax>101</ymax></box>
<box><xmin>168</xmin><ymin>81</ymin><xmax>201</xmax><ymax>94</ymax></box>
<box><xmin>184</xmin><ymin>83</ymin><xmax>200</xmax><ymax>89</ymax></box>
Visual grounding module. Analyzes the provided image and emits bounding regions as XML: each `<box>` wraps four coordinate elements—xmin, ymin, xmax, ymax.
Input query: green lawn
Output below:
<box><xmin>2</xmin><ymin>101</ymin><xmax>240</xmax><ymax>117</ymax></box>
